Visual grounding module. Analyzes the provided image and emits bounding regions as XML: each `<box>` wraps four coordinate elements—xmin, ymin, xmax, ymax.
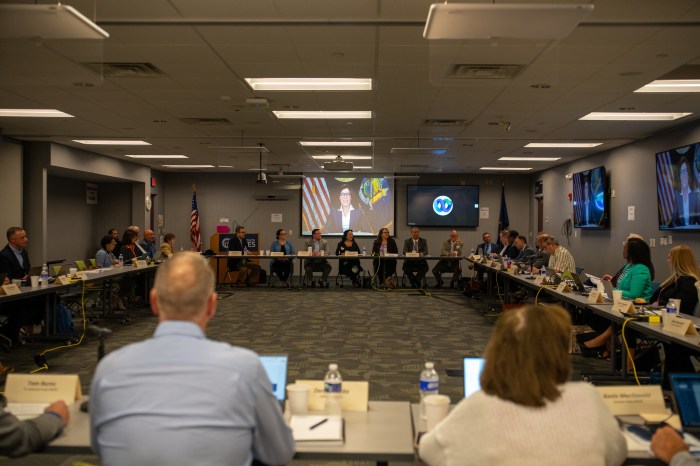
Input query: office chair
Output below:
<box><xmin>75</xmin><ymin>260</ymin><xmax>88</xmax><ymax>271</ymax></box>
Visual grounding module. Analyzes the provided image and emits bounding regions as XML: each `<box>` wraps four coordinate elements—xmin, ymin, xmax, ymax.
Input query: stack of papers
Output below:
<box><xmin>5</xmin><ymin>402</ymin><xmax>49</xmax><ymax>421</ymax></box>
<box><xmin>290</xmin><ymin>415</ymin><xmax>344</xmax><ymax>446</ymax></box>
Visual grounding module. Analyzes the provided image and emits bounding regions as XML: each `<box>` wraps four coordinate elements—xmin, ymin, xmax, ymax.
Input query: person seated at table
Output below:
<box><xmin>513</xmin><ymin>235</ymin><xmax>536</xmax><ymax>265</ymax></box>
<box><xmin>0</xmin><ymin>399</ymin><xmax>69</xmax><ymax>457</ymax></box>
<box><xmin>402</xmin><ymin>227</ymin><xmax>428</xmax><ymax>288</ymax></box>
<box><xmin>158</xmin><ymin>233</ymin><xmax>176</xmax><ymax>261</ymax></box>
<box><xmin>96</xmin><ymin>235</ymin><xmax>120</xmax><ymax>268</ymax></box>
<box><xmin>528</xmin><ymin>233</ymin><xmax>551</xmax><ymax>269</ymax></box>
<box><xmin>543</xmin><ymin>236</ymin><xmax>576</xmax><ymax>273</ymax></box>
<box><xmin>372</xmin><ymin>228</ymin><xmax>398</xmax><ymax>288</ymax></box>
<box><xmin>499</xmin><ymin>229</ymin><xmax>520</xmax><ymax>260</ymax></box>
<box><xmin>651</xmin><ymin>426</ymin><xmax>699</xmax><ymax>466</ymax></box>
<box><xmin>270</xmin><ymin>229</ymin><xmax>295</xmax><ymax>288</ymax></box>
<box><xmin>304</xmin><ymin>228</ymin><xmax>332</xmax><ymax>288</ymax></box>
<box><xmin>419</xmin><ymin>304</ymin><xmax>626</xmax><ymax>466</ymax></box>
<box><xmin>227</xmin><ymin>226</ymin><xmax>261</xmax><ymax>288</ymax></box>
<box><xmin>335</xmin><ymin>229</ymin><xmax>362</xmax><ymax>287</ymax></box>
<box><xmin>474</xmin><ymin>231</ymin><xmax>494</xmax><ymax>256</ymax></box>
<box><xmin>432</xmin><ymin>230</ymin><xmax>464</xmax><ymax>288</ymax></box>
<box><xmin>119</xmin><ymin>229</ymin><xmax>141</xmax><ymax>264</ymax></box>
<box><xmin>139</xmin><ymin>229</ymin><xmax>157</xmax><ymax>260</ymax></box>
<box><xmin>580</xmin><ymin>237</ymin><xmax>654</xmax><ymax>358</ymax></box>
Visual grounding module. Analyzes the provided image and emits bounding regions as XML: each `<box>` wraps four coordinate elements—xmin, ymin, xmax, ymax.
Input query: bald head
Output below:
<box><xmin>152</xmin><ymin>252</ymin><xmax>216</xmax><ymax>322</ymax></box>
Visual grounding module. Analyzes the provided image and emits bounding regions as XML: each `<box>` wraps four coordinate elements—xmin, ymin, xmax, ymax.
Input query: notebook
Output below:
<box><xmin>463</xmin><ymin>357</ymin><xmax>485</xmax><ymax>398</ymax></box>
<box><xmin>671</xmin><ymin>374</ymin><xmax>700</xmax><ymax>436</ymax></box>
<box><xmin>259</xmin><ymin>355</ymin><xmax>288</xmax><ymax>403</ymax></box>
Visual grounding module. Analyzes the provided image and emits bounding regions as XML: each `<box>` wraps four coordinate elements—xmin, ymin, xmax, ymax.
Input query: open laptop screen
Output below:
<box><xmin>464</xmin><ymin>357</ymin><xmax>485</xmax><ymax>398</ymax></box>
<box><xmin>259</xmin><ymin>355</ymin><xmax>288</xmax><ymax>402</ymax></box>
<box><xmin>672</xmin><ymin>374</ymin><xmax>700</xmax><ymax>428</ymax></box>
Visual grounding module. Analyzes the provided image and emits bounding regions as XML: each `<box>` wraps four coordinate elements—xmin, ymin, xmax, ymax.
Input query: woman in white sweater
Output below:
<box><xmin>419</xmin><ymin>304</ymin><xmax>627</xmax><ymax>466</ymax></box>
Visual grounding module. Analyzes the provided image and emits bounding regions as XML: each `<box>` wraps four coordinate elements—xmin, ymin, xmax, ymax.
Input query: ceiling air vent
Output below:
<box><xmin>447</xmin><ymin>64</ymin><xmax>525</xmax><ymax>79</ymax></box>
<box><xmin>82</xmin><ymin>62</ymin><xmax>165</xmax><ymax>78</ymax></box>
<box><xmin>181</xmin><ymin>118</ymin><xmax>234</xmax><ymax>125</ymax></box>
<box><xmin>423</xmin><ymin>119</ymin><xmax>470</xmax><ymax>126</ymax></box>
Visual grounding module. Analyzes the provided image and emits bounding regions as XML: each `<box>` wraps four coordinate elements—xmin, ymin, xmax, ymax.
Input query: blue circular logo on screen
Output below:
<box><xmin>433</xmin><ymin>196</ymin><xmax>453</xmax><ymax>216</ymax></box>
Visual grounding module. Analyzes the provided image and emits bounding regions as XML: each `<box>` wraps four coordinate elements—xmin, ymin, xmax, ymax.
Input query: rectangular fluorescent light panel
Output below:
<box><xmin>525</xmin><ymin>143</ymin><xmax>601</xmax><ymax>148</ymax></box>
<box><xmin>300</xmin><ymin>141</ymin><xmax>372</xmax><ymax>147</ymax></box>
<box><xmin>423</xmin><ymin>3</ymin><xmax>593</xmax><ymax>40</ymax></box>
<box><xmin>391</xmin><ymin>147</ymin><xmax>447</xmax><ymax>155</ymax></box>
<box><xmin>580</xmin><ymin>112</ymin><xmax>692</xmax><ymax>121</ymax></box>
<box><xmin>312</xmin><ymin>155</ymin><xmax>372</xmax><ymax>160</ymax></box>
<box><xmin>353</xmin><ymin>166</ymin><xmax>373</xmax><ymax>169</ymax></box>
<box><xmin>499</xmin><ymin>157</ymin><xmax>560</xmax><ymax>161</ymax></box>
<box><xmin>245</xmin><ymin>78</ymin><xmax>372</xmax><ymax>91</ymax></box>
<box><xmin>126</xmin><ymin>155</ymin><xmax>188</xmax><ymax>159</ymax></box>
<box><xmin>0</xmin><ymin>4</ymin><xmax>109</xmax><ymax>40</ymax></box>
<box><xmin>73</xmin><ymin>140</ymin><xmax>151</xmax><ymax>145</ymax></box>
<box><xmin>208</xmin><ymin>146</ymin><xmax>269</xmax><ymax>153</ymax></box>
<box><xmin>635</xmin><ymin>80</ymin><xmax>700</xmax><ymax>93</ymax></box>
<box><xmin>162</xmin><ymin>165</ymin><xmax>214</xmax><ymax>168</ymax></box>
<box><xmin>273</xmin><ymin>111</ymin><xmax>372</xmax><ymax>119</ymax></box>
<box><xmin>480</xmin><ymin>167</ymin><xmax>532</xmax><ymax>171</ymax></box>
<box><xmin>0</xmin><ymin>109</ymin><xmax>74</xmax><ymax>117</ymax></box>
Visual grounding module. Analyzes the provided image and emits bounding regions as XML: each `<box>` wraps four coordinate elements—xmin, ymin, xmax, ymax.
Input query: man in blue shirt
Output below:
<box><xmin>90</xmin><ymin>252</ymin><xmax>295</xmax><ymax>466</ymax></box>
<box><xmin>138</xmin><ymin>229</ymin><xmax>157</xmax><ymax>260</ymax></box>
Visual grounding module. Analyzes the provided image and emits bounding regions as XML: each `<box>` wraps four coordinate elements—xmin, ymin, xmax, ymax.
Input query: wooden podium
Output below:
<box><xmin>209</xmin><ymin>233</ymin><xmax>261</xmax><ymax>284</ymax></box>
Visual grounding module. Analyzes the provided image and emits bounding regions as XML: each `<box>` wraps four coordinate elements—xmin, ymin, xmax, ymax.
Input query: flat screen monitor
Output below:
<box><xmin>301</xmin><ymin>176</ymin><xmax>395</xmax><ymax>236</ymax></box>
<box><xmin>656</xmin><ymin>142</ymin><xmax>700</xmax><ymax>230</ymax></box>
<box><xmin>572</xmin><ymin>166</ymin><xmax>608</xmax><ymax>229</ymax></box>
<box><xmin>406</xmin><ymin>185</ymin><xmax>479</xmax><ymax>228</ymax></box>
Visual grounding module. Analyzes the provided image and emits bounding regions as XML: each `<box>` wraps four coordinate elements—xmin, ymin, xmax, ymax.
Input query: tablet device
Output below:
<box><xmin>259</xmin><ymin>355</ymin><xmax>288</xmax><ymax>403</ymax></box>
<box><xmin>463</xmin><ymin>357</ymin><xmax>485</xmax><ymax>398</ymax></box>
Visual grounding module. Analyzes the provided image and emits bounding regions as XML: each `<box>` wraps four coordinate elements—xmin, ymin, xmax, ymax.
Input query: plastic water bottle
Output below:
<box><xmin>419</xmin><ymin>362</ymin><xmax>439</xmax><ymax>419</ymax></box>
<box><xmin>40</xmin><ymin>264</ymin><xmax>49</xmax><ymax>288</ymax></box>
<box><xmin>665</xmin><ymin>301</ymin><xmax>678</xmax><ymax>328</ymax></box>
<box><xmin>324</xmin><ymin>363</ymin><xmax>343</xmax><ymax>415</ymax></box>
<box><xmin>470</xmin><ymin>248</ymin><xmax>475</xmax><ymax>256</ymax></box>
<box><xmin>118</xmin><ymin>253</ymin><xmax>124</xmax><ymax>267</ymax></box>
<box><xmin>362</xmin><ymin>246</ymin><xmax>367</xmax><ymax>256</ymax></box>
<box><xmin>540</xmin><ymin>267</ymin><xmax>547</xmax><ymax>282</ymax></box>
<box><xmin>243</xmin><ymin>245</ymin><xmax>248</xmax><ymax>256</ymax></box>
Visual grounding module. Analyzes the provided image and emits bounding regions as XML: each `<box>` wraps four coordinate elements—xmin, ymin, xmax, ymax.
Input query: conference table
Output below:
<box><xmin>47</xmin><ymin>400</ymin><xmax>416</xmax><ymax>465</ymax></box>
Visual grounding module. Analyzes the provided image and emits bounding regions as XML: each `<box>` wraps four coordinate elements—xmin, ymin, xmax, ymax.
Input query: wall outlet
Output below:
<box><xmin>668</xmin><ymin>235</ymin><xmax>672</xmax><ymax>245</ymax></box>
<box><xmin>288</xmin><ymin>229</ymin><xmax>292</xmax><ymax>235</ymax></box>
<box><xmin>545</xmin><ymin>216</ymin><xmax>549</xmax><ymax>223</ymax></box>
<box><xmin>574</xmin><ymin>230</ymin><xmax>577</xmax><ymax>238</ymax></box>
<box><xmin>660</xmin><ymin>237</ymin><xmax>667</xmax><ymax>246</ymax></box>
<box><xmin>611</xmin><ymin>189</ymin><xmax>615</xmax><ymax>198</ymax></box>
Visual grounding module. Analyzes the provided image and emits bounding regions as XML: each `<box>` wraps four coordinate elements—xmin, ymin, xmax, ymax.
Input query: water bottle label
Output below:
<box><xmin>420</xmin><ymin>381</ymin><xmax>439</xmax><ymax>391</ymax></box>
<box><xmin>324</xmin><ymin>382</ymin><xmax>342</xmax><ymax>393</ymax></box>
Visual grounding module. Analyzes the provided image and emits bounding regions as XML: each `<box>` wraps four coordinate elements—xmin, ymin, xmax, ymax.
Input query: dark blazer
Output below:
<box><xmin>0</xmin><ymin>244</ymin><xmax>30</xmax><ymax>280</ymax></box>
<box><xmin>650</xmin><ymin>275</ymin><xmax>699</xmax><ymax>315</ymax></box>
<box><xmin>501</xmin><ymin>242</ymin><xmax>519</xmax><ymax>260</ymax></box>
<box><xmin>402</xmin><ymin>237</ymin><xmax>428</xmax><ymax>255</ymax></box>
<box><xmin>324</xmin><ymin>208</ymin><xmax>371</xmax><ymax>235</ymax></box>
<box><xmin>514</xmin><ymin>246</ymin><xmax>536</xmax><ymax>263</ymax></box>
<box><xmin>475</xmin><ymin>242</ymin><xmax>495</xmax><ymax>256</ymax></box>
<box><xmin>335</xmin><ymin>240</ymin><xmax>361</xmax><ymax>256</ymax></box>
<box><xmin>672</xmin><ymin>191</ymin><xmax>700</xmax><ymax>227</ymax></box>
<box><xmin>372</xmin><ymin>237</ymin><xmax>398</xmax><ymax>256</ymax></box>
<box><xmin>227</xmin><ymin>235</ymin><xmax>251</xmax><ymax>269</ymax></box>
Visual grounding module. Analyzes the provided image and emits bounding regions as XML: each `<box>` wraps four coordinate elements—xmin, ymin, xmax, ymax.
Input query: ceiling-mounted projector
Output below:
<box><xmin>256</xmin><ymin>172</ymin><xmax>267</xmax><ymax>184</ymax></box>
<box><xmin>323</xmin><ymin>156</ymin><xmax>353</xmax><ymax>171</ymax></box>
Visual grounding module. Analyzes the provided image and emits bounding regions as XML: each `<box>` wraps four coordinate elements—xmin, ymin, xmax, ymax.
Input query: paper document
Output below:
<box><xmin>586</xmin><ymin>273</ymin><xmax>601</xmax><ymax>285</ymax></box>
<box><xmin>5</xmin><ymin>403</ymin><xmax>49</xmax><ymax>420</ymax></box>
<box><xmin>290</xmin><ymin>415</ymin><xmax>343</xmax><ymax>443</ymax></box>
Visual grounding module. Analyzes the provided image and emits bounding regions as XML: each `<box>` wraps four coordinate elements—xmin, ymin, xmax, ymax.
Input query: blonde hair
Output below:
<box><xmin>153</xmin><ymin>252</ymin><xmax>214</xmax><ymax>320</ymax></box>
<box><xmin>661</xmin><ymin>245</ymin><xmax>700</xmax><ymax>289</ymax></box>
<box><xmin>480</xmin><ymin>305</ymin><xmax>571</xmax><ymax>407</ymax></box>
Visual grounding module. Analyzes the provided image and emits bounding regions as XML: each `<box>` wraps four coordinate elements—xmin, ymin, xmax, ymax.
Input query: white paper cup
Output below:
<box><xmin>307</xmin><ymin>246</ymin><xmax>312</xmax><ymax>253</ymax></box>
<box><xmin>612</xmin><ymin>290</ymin><xmax>622</xmax><ymax>303</ymax></box>
<box><xmin>30</xmin><ymin>276</ymin><xmax>39</xmax><ymax>287</ymax></box>
<box><xmin>424</xmin><ymin>394</ymin><xmax>450</xmax><ymax>431</ymax></box>
<box><xmin>69</xmin><ymin>267</ymin><xmax>78</xmax><ymax>277</ymax></box>
<box><xmin>286</xmin><ymin>384</ymin><xmax>310</xmax><ymax>415</ymax></box>
<box><xmin>320</xmin><ymin>250</ymin><xmax>325</xmax><ymax>256</ymax></box>
<box><xmin>264</xmin><ymin>250</ymin><xmax>270</xmax><ymax>256</ymax></box>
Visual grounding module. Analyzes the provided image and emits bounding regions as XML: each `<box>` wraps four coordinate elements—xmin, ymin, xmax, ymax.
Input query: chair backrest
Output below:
<box><xmin>89</xmin><ymin>258</ymin><xmax>96</xmax><ymax>267</ymax></box>
<box><xmin>52</xmin><ymin>265</ymin><xmax>63</xmax><ymax>276</ymax></box>
<box><xmin>651</xmin><ymin>281</ymin><xmax>661</xmax><ymax>294</ymax></box>
<box><xmin>75</xmin><ymin>260</ymin><xmax>87</xmax><ymax>271</ymax></box>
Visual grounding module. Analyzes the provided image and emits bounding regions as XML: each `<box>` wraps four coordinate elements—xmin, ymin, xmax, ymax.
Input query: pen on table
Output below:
<box><xmin>309</xmin><ymin>418</ymin><xmax>328</xmax><ymax>430</ymax></box>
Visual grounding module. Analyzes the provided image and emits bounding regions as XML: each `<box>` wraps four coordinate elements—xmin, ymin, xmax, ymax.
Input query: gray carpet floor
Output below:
<box><xmin>1</xmin><ymin>284</ymin><xmax>609</xmax><ymax>465</ymax></box>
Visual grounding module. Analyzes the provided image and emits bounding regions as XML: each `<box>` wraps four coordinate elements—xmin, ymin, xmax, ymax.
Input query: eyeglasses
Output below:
<box><xmin>340</xmin><ymin>192</ymin><xmax>351</xmax><ymax>197</ymax></box>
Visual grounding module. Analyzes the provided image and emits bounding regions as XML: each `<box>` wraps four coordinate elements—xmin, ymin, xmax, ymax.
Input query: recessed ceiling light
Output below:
<box><xmin>218</xmin><ymin>165</ymin><xmax>234</xmax><ymax>168</ymax></box>
<box><xmin>525</xmin><ymin>143</ymin><xmax>602</xmax><ymax>148</ymax></box>
<box><xmin>162</xmin><ymin>165</ymin><xmax>214</xmax><ymax>168</ymax></box>
<box><xmin>312</xmin><ymin>155</ymin><xmax>372</xmax><ymax>160</ymax></box>
<box><xmin>579</xmin><ymin>112</ymin><xmax>691</xmax><ymax>121</ymax></box>
<box><xmin>499</xmin><ymin>157</ymin><xmax>561</xmax><ymax>161</ymax></box>
<box><xmin>635</xmin><ymin>80</ymin><xmax>700</xmax><ymax>93</ymax></box>
<box><xmin>300</xmin><ymin>141</ymin><xmax>372</xmax><ymax>147</ymax></box>
<box><xmin>480</xmin><ymin>167</ymin><xmax>532</xmax><ymax>171</ymax></box>
<box><xmin>247</xmin><ymin>168</ymin><xmax>267</xmax><ymax>171</ymax></box>
<box><xmin>245</xmin><ymin>78</ymin><xmax>372</xmax><ymax>91</ymax></box>
<box><xmin>0</xmin><ymin>109</ymin><xmax>74</xmax><ymax>117</ymax></box>
<box><xmin>73</xmin><ymin>140</ymin><xmax>151</xmax><ymax>145</ymax></box>
<box><xmin>208</xmin><ymin>146</ymin><xmax>270</xmax><ymax>153</ymax></box>
<box><xmin>273</xmin><ymin>111</ymin><xmax>372</xmax><ymax>119</ymax></box>
<box><xmin>353</xmin><ymin>166</ymin><xmax>373</xmax><ymax>169</ymax></box>
<box><xmin>125</xmin><ymin>155</ymin><xmax>188</xmax><ymax>159</ymax></box>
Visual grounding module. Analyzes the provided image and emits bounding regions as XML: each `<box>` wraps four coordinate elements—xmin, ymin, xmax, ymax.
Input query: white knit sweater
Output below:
<box><xmin>419</xmin><ymin>382</ymin><xmax>627</xmax><ymax>466</ymax></box>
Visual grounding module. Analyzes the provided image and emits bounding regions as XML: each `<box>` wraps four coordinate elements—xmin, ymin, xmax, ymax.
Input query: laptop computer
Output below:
<box><xmin>602</xmin><ymin>279</ymin><xmax>615</xmax><ymax>301</ymax></box>
<box><xmin>259</xmin><ymin>355</ymin><xmax>288</xmax><ymax>403</ymax></box>
<box><xmin>463</xmin><ymin>357</ymin><xmax>485</xmax><ymax>398</ymax></box>
<box><xmin>671</xmin><ymin>374</ymin><xmax>700</xmax><ymax>436</ymax></box>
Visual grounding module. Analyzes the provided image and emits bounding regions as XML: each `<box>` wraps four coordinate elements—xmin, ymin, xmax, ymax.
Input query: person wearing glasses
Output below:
<box><xmin>269</xmin><ymin>229</ymin><xmax>295</xmax><ymax>288</ymax></box>
<box><xmin>323</xmin><ymin>185</ymin><xmax>370</xmax><ymax>235</ymax></box>
<box><xmin>432</xmin><ymin>230</ymin><xmax>464</xmax><ymax>288</ymax></box>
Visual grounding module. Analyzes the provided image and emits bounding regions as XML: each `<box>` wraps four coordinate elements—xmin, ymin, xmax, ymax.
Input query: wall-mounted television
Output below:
<box><xmin>301</xmin><ymin>176</ymin><xmax>394</xmax><ymax>236</ymax></box>
<box><xmin>656</xmin><ymin>142</ymin><xmax>700</xmax><ymax>230</ymax></box>
<box><xmin>572</xmin><ymin>166</ymin><xmax>609</xmax><ymax>229</ymax></box>
<box><xmin>406</xmin><ymin>185</ymin><xmax>479</xmax><ymax>228</ymax></box>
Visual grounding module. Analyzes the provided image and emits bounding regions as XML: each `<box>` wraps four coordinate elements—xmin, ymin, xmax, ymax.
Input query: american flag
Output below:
<box><xmin>302</xmin><ymin>177</ymin><xmax>331</xmax><ymax>232</ymax></box>
<box><xmin>656</xmin><ymin>151</ymin><xmax>675</xmax><ymax>227</ymax></box>
<box><xmin>190</xmin><ymin>190</ymin><xmax>202</xmax><ymax>252</ymax></box>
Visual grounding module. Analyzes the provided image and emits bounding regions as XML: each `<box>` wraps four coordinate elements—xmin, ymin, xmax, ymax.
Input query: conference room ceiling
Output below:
<box><xmin>1</xmin><ymin>0</ymin><xmax>699</xmax><ymax>176</ymax></box>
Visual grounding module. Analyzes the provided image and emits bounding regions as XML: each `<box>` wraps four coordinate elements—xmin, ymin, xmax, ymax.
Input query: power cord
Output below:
<box><xmin>621</xmin><ymin>317</ymin><xmax>641</xmax><ymax>385</ymax></box>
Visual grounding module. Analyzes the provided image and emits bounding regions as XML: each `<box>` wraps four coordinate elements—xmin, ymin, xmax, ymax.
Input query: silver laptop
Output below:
<box><xmin>463</xmin><ymin>357</ymin><xmax>485</xmax><ymax>398</ymax></box>
<box><xmin>259</xmin><ymin>355</ymin><xmax>288</xmax><ymax>403</ymax></box>
<box><xmin>602</xmin><ymin>280</ymin><xmax>615</xmax><ymax>301</ymax></box>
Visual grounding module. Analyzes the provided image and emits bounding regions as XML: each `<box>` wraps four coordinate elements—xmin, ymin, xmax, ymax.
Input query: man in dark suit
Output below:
<box><xmin>226</xmin><ymin>226</ymin><xmax>260</xmax><ymax>287</ymax></box>
<box><xmin>513</xmin><ymin>235</ymin><xmax>536</xmax><ymax>264</ymax></box>
<box><xmin>475</xmin><ymin>232</ymin><xmax>494</xmax><ymax>256</ymax></box>
<box><xmin>402</xmin><ymin>227</ymin><xmax>429</xmax><ymax>288</ymax></box>
<box><xmin>499</xmin><ymin>230</ymin><xmax>520</xmax><ymax>260</ymax></box>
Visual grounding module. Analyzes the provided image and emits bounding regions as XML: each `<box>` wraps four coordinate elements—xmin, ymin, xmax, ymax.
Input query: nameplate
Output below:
<box><xmin>612</xmin><ymin>299</ymin><xmax>635</xmax><ymax>314</ymax></box>
<box><xmin>587</xmin><ymin>289</ymin><xmax>604</xmax><ymax>304</ymax></box>
<box><xmin>384</xmin><ymin>253</ymin><xmax>398</xmax><ymax>257</ymax></box>
<box><xmin>344</xmin><ymin>251</ymin><xmax>359</xmax><ymax>257</ymax></box>
<box><xmin>595</xmin><ymin>385</ymin><xmax>666</xmax><ymax>416</ymax></box>
<box><xmin>405</xmin><ymin>252</ymin><xmax>419</xmax><ymax>258</ymax></box>
<box><xmin>75</xmin><ymin>271</ymin><xmax>88</xmax><ymax>280</ymax></box>
<box><xmin>508</xmin><ymin>267</ymin><xmax>519</xmax><ymax>275</ymax></box>
<box><xmin>270</xmin><ymin>251</ymin><xmax>284</xmax><ymax>257</ymax></box>
<box><xmin>0</xmin><ymin>283</ymin><xmax>21</xmax><ymax>296</ymax></box>
<box><xmin>533</xmin><ymin>275</ymin><xmax>545</xmax><ymax>286</ymax></box>
<box><xmin>297</xmin><ymin>251</ymin><xmax>311</xmax><ymax>257</ymax></box>
<box><xmin>5</xmin><ymin>373</ymin><xmax>82</xmax><ymax>404</ymax></box>
<box><xmin>228</xmin><ymin>251</ymin><xmax>242</xmax><ymax>256</ymax></box>
<box><xmin>296</xmin><ymin>380</ymin><xmax>369</xmax><ymax>412</ymax></box>
<box><xmin>55</xmin><ymin>275</ymin><xmax>71</xmax><ymax>286</ymax></box>
<box><xmin>665</xmin><ymin>316</ymin><xmax>699</xmax><ymax>336</ymax></box>
<box><xmin>555</xmin><ymin>282</ymin><xmax>572</xmax><ymax>293</ymax></box>
<box><xmin>134</xmin><ymin>260</ymin><xmax>148</xmax><ymax>268</ymax></box>
<box><xmin>485</xmin><ymin>260</ymin><xmax>494</xmax><ymax>267</ymax></box>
